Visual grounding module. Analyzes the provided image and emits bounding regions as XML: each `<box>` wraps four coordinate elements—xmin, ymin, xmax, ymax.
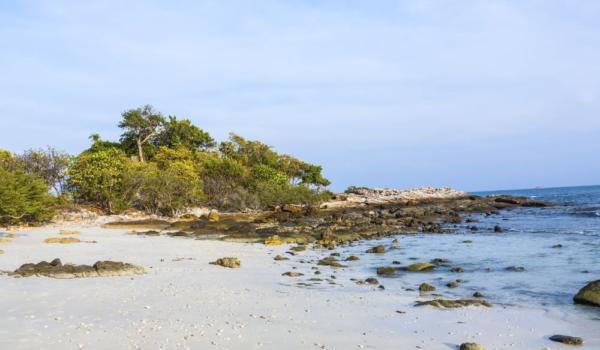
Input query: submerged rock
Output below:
<box><xmin>573</xmin><ymin>280</ymin><xmax>600</xmax><ymax>307</ymax></box>
<box><xmin>419</xmin><ymin>283</ymin><xmax>436</xmax><ymax>292</ymax></box>
<box><xmin>210</xmin><ymin>257</ymin><xmax>241</xmax><ymax>268</ymax></box>
<box><xmin>365</xmin><ymin>277</ymin><xmax>379</xmax><ymax>285</ymax></box>
<box><xmin>376</xmin><ymin>266</ymin><xmax>396</xmax><ymax>275</ymax></box>
<box><xmin>450</xmin><ymin>267</ymin><xmax>464</xmax><ymax>273</ymax></box>
<box><xmin>404</xmin><ymin>262</ymin><xmax>435</xmax><ymax>272</ymax></box>
<box><xmin>415</xmin><ymin>299</ymin><xmax>492</xmax><ymax>308</ymax></box>
<box><xmin>549</xmin><ymin>335</ymin><xmax>583</xmax><ymax>346</ymax></box>
<box><xmin>446</xmin><ymin>281</ymin><xmax>460</xmax><ymax>288</ymax></box>
<box><xmin>366</xmin><ymin>245</ymin><xmax>386</xmax><ymax>254</ymax></box>
<box><xmin>472</xmin><ymin>291</ymin><xmax>484</xmax><ymax>298</ymax></box>
<box><xmin>505</xmin><ymin>266</ymin><xmax>525</xmax><ymax>272</ymax></box>
<box><xmin>10</xmin><ymin>259</ymin><xmax>145</xmax><ymax>278</ymax></box>
<box><xmin>430</xmin><ymin>258</ymin><xmax>449</xmax><ymax>265</ymax></box>
<box><xmin>460</xmin><ymin>343</ymin><xmax>485</xmax><ymax>350</ymax></box>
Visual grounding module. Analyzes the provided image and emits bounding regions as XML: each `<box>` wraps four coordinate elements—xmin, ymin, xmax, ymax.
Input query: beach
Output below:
<box><xmin>2</xmin><ymin>222</ymin><xmax>598</xmax><ymax>350</ymax></box>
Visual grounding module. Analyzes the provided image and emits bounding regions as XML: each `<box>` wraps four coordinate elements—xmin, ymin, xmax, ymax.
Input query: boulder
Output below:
<box><xmin>210</xmin><ymin>257</ymin><xmax>241</xmax><ymax>268</ymax></box>
<box><xmin>573</xmin><ymin>280</ymin><xmax>600</xmax><ymax>307</ymax></box>
<box><xmin>366</xmin><ymin>245</ymin><xmax>386</xmax><ymax>254</ymax></box>
<box><xmin>419</xmin><ymin>283</ymin><xmax>436</xmax><ymax>292</ymax></box>
<box><xmin>376</xmin><ymin>266</ymin><xmax>396</xmax><ymax>275</ymax></box>
<box><xmin>549</xmin><ymin>335</ymin><xmax>583</xmax><ymax>346</ymax></box>
<box><xmin>404</xmin><ymin>262</ymin><xmax>435</xmax><ymax>272</ymax></box>
<box><xmin>460</xmin><ymin>343</ymin><xmax>485</xmax><ymax>350</ymax></box>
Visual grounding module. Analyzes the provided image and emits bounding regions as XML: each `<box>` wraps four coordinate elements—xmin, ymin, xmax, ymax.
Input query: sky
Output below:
<box><xmin>1</xmin><ymin>0</ymin><xmax>599</xmax><ymax>192</ymax></box>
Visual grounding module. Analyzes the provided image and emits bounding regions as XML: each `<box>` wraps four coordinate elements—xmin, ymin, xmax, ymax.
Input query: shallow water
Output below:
<box><xmin>326</xmin><ymin>185</ymin><xmax>600</xmax><ymax>319</ymax></box>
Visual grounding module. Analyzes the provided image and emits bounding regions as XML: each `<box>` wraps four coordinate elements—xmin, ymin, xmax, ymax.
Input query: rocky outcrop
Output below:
<box><xmin>573</xmin><ymin>280</ymin><xmax>600</xmax><ymax>307</ymax></box>
<box><xmin>10</xmin><ymin>259</ymin><xmax>146</xmax><ymax>278</ymax></box>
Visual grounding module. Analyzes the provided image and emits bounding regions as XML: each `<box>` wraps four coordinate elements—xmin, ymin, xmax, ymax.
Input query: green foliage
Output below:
<box><xmin>0</xmin><ymin>168</ymin><xmax>55</xmax><ymax>224</ymax></box>
<box><xmin>67</xmin><ymin>147</ymin><xmax>130</xmax><ymax>213</ymax></box>
<box><xmin>119</xmin><ymin>105</ymin><xmax>165</xmax><ymax>162</ymax></box>
<box><xmin>157</xmin><ymin>116</ymin><xmax>215</xmax><ymax>151</ymax></box>
<box><xmin>201</xmin><ymin>154</ymin><xmax>249</xmax><ymax>207</ymax></box>
<box><xmin>16</xmin><ymin>147</ymin><xmax>71</xmax><ymax>194</ymax></box>
<box><xmin>0</xmin><ymin>149</ymin><xmax>19</xmax><ymax>171</ymax></box>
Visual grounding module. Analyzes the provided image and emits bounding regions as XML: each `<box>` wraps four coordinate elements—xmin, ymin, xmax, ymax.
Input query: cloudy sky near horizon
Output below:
<box><xmin>1</xmin><ymin>1</ymin><xmax>599</xmax><ymax>192</ymax></box>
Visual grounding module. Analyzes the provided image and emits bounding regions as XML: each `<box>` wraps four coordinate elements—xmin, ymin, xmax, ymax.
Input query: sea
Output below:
<box><xmin>328</xmin><ymin>185</ymin><xmax>600</xmax><ymax>319</ymax></box>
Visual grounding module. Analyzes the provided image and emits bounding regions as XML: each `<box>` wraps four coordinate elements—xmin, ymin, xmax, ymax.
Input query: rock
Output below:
<box><xmin>58</xmin><ymin>229</ymin><xmax>80</xmax><ymax>235</ymax></box>
<box><xmin>282</xmin><ymin>271</ymin><xmax>304</xmax><ymax>277</ymax></box>
<box><xmin>345</xmin><ymin>255</ymin><xmax>360</xmax><ymax>261</ymax></box>
<box><xmin>573</xmin><ymin>280</ymin><xmax>600</xmax><ymax>307</ymax></box>
<box><xmin>473</xmin><ymin>291</ymin><xmax>484</xmax><ymax>298</ymax></box>
<box><xmin>446</xmin><ymin>281</ymin><xmax>460</xmax><ymax>288</ymax></box>
<box><xmin>404</xmin><ymin>262</ymin><xmax>435</xmax><ymax>272</ymax></box>
<box><xmin>376</xmin><ymin>266</ymin><xmax>396</xmax><ymax>275</ymax></box>
<box><xmin>415</xmin><ymin>299</ymin><xmax>492</xmax><ymax>308</ymax></box>
<box><xmin>43</xmin><ymin>237</ymin><xmax>81</xmax><ymax>244</ymax></box>
<box><xmin>207</xmin><ymin>210</ymin><xmax>220</xmax><ymax>222</ymax></box>
<box><xmin>317</xmin><ymin>257</ymin><xmax>345</xmax><ymax>268</ymax></box>
<box><xmin>210</xmin><ymin>257</ymin><xmax>241</xmax><ymax>268</ymax></box>
<box><xmin>493</xmin><ymin>225</ymin><xmax>503</xmax><ymax>233</ymax></box>
<box><xmin>365</xmin><ymin>277</ymin><xmax>379</xmax><ymax>285</ymax></box>
<box><xmin>549</xmin><ymin>335</ymin><xmax>583</xmax><ymax>346</ymax></box>
<box><xmin>419</xmin><ymin>283</ymin><xmax>436</xmax><ymax>292</ymax></box>
<box><xmin>273</xmin><ymin>255</ymin><xmax>289</xmax><ymax>261</ymax></box>
<box><xmin>392</xmin><ymin>260</ymin><xmax>401</xmax><ymax>265</ymax></box>
<box><xmin>505</xmin><ymin>266</ymin><xmax>525</xmax><ymax>272</ymax></box>
<box><xmin>460</xmin><ymin>343</ymin><xmax>485</xmax><ymax>350</ymax></box>
<box><xmin>282</xmin><ymin>204</ymin><xmax>304</xmax><ymax>213</ymax></box>
<box><xmin>10</xmin><ymin>259</ymin><xmax>146</xmax><ymax>278</ymax></box>
<box><xmin>264</xmin><ymin>235</ymin><xmax>284</xmax><ymax>245</ymax></box>
<box><xmin>450</xmin><ymin>267</ymin><xmax>464</xmax><ymax>273</ymax></box>
<box><xmin>462</xmin><ymin>240</ymin><xmax>473</xmax><ymax>243</ymax></box>
<box><xmin>430</xmin><ymin>258</ymin><xmax>449</xmax><ymax>265</ymax></box>
<box><xmin>366</xmin><ymin>245</ymin><xmax>385</xmax><ymax>254</ymax></box>
<box><xmin>290</xmin><ymin>245</ymin><xmax>307</xmax><ymax>252</ymax></box>
<box><xmin>552</xmin><ymin>244</ymin><xmax>563</xmax><ymax>248</ymax></box>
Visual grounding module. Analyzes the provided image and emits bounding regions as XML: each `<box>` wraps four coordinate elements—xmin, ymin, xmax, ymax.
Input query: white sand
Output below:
<box><xmin>1</xmin><ymin>225</ymin><xmax>598</xmax><ymax>350</ymax></box>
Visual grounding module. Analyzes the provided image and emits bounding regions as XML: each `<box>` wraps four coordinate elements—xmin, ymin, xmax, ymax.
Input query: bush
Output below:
<box><xmin>0</xmin><ymin>168</ymin><xmax>55</xmax><ymax>224</ymax></box>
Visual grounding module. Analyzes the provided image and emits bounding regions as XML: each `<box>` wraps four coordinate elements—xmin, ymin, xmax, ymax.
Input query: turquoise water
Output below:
<box><xmin>328</xmin><ymin>185</ymin><xmax>600</xmax><ymax>318</ymax></box>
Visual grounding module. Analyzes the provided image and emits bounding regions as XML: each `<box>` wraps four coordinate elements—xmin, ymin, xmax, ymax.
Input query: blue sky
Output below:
<box><xmin>1</xmin><ymin>1</ymin><xmax>599</xmax><ymax>192</ymax></box>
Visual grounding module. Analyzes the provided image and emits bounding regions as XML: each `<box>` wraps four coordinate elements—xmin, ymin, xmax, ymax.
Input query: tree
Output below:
<box><xmin>67</xmin><ymin>147</ymin><xmax>130</xmax><ymax>213</ymax></box>
<box><xmin>118</xmin><ymin>105</ymin><xmax>165</xmax><ymax>162</ymax></box>
<box><xmin>0</xmin><ymin>149</ymin><xmax>19</xmax><ymax>171</ymax></box>
<box><xmin>0</xmin><ymin>168</ymin><xmax>55</xmax><ymax>224</ymax></box>
<box><xmin>17</xmin><ymin>147</ymin><xmax>71</xmax><ymax>195</ymax></box>
<box><xmin>157</xmin><ymin>116</ymin><xmax>215</xmax><ymax>151</ymax></box>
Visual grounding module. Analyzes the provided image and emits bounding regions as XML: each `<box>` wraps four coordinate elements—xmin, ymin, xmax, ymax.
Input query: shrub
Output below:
<box><xmin>0</xmin><ymin>168</ymin><xmax>55</xmax><ymax>224</ymax></box>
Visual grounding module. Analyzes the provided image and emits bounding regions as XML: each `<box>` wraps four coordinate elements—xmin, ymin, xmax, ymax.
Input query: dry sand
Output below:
<box><xmin>1</xmin><ymin>225</ymin><xmax>598</xmax><ymax>350</ymax></box>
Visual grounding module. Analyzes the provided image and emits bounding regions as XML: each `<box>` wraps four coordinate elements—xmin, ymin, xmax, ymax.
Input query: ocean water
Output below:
<box><xmin>326</xmin><ymin>185</ymin><xmax>600</xmax><ymax>318</ymax></box>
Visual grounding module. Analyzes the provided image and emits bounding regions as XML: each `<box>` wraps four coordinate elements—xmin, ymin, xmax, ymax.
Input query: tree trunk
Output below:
<box><xmin>137</xmin><ymin>138</ymin><xmax>145</xmax><ymax>163</ymax></box>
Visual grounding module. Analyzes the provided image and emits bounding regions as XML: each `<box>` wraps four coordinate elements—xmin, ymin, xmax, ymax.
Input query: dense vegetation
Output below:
<box><xmin>0</xmin><ymin>105</ymin><xmax>331</xmax><ymax>223</ymax></box>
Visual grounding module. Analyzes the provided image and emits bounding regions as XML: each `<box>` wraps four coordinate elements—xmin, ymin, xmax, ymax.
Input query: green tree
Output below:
<box><xmin>67</xmin><ymin>147</ymin><xmax>130</xmax><ymax>213</ymax></box>
<box><xmin>0</xmin><ymin>149</ymin><xmax>20</xmax><ymax>171</ymax></box>
<box><xmin>0</xmin><ymin>168</ymin><xmax>55</xmax><ymax>224</ymax></box>
<box><xmin>157</xmin><ymin>116</ymin><xmax>215</xmax><ymax>151</ymax></box>
<box><xmin>17</xmin><ymin>147</ymin><xmax>71</xmax><ymax>195</ymax></box>
<box><xmin>119</xmin><ymin>105</ymin><xmax>165</xmax><ymax>162</ymax></box>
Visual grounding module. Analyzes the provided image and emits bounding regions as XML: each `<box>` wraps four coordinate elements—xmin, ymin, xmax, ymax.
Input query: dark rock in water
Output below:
<box><xmin>451</xmin><ymin>267</ymin><xmax>465</xmax><ymax>273</ymax></box>
<box><xmin>365</xmin><ymin>277</ymin><xmax>379</xmax><ymax>285</ymax></box>
<box><xmin>430</xmin><ymin>258</ymin><xmax>449</xmax><ymax>265</ymax></box>
<box><xmin>404</xmin><ymin>262</ymin><xmax>435</xmax><ymax>272</ymax></box>
<box><xmin>376</xmin><ymin>266</ymin><xmax>396</xmax><ymax>275</ymax></box>
<box><xmin>290</xmin><ymin>245</ymin><xmax>307</xmax><ymax>252</ymax></box>
<box><xmin>317</xmin><ymin>257</ymin><xmax>346</xmax><ymax>268</ymax></box>
<box><xmin>282</xmin><ymin>271</ymin><xmax>304</xmax><ymax>277</ymax></box>
<box><xmin>573</xmin><ymin>280</ymin><xmax>600</xmax><ymax>307</ymax></box>
<box><xmin>473</xmin><ymin>291</ymin><xmax>484</xmax><ymax>298</ymax></box>
<box><xmin>366</xmin><ymin>245</ymin><xmax>385</xmax><ymax>254</ymax></box>
<box><xmin>10</xmin><ymin>259</ymin><xmax>146</xmax><ymax>278</ymax></box>
<box><xmin>345</xmin><ymin>255</ymin><xmax>360</xmax><ymax>261</ymax></box>
<box><xmin>419</xmin><ymin>283</ymin><xmax>436</xmax><ymax>292</ymax></box>
<box><xmin>493</xmin><ymin>225</ymin><xmax>503</xmax><ymax>233</ymax></box>
<box><xmin>460</xmin><ymin>343</ymin><xmax>485</xmax><ymax>350</ymax></box>
<box><xmin>210</xmin><ymin>257</ymin><xmax>241</xmax><ymax>268</ymax></box>
<box><xmin>273</xmin><ymin>255</ymin><xmax>289</xmax><ymax>261</ymax></box>
<box><xmin>378</xmin><ymin>285</ymin><xmax>385</xmax><ymax>290</ymax></box>
<box><xmin>549</xmin><ymin>335</ymin><xmax>583</xmax><ymax>346</ymax></box>
<box><xmin>446</xmin><ymin>281</ymin><xmax>459</xmax><ymax>288</ymax></box>
<box><xmin>329</xmin><ymin>252</ymin><xmax>340</xmax><ymax>256</ymax></box>
<box><xmin>468</xmin><ymin>226</ymin><xmax>479</xmax><ymax>231</ymax></box>
<box><xmin>415</xmin><ymin>299</ymin><xmax>492</xmax><ymax>308</ymax></box>
<box><xmin>314</xmin><ymin>270</ymin><xmax>321</xmax><ymax>275</ymax></box>
<box><xmin>462</xmin><ymin>240</ymin><xmax>473</xmax><ymax>244</ymax></box>
<box><xmin>505</xmin><ymin>266</ymin><xmax>525</xmax><ymax>272</ymax></box>
<box><xmin>552</xmin><ymin>244</ymin><xmax>563</xmax><ymax>248</ymax></box>
<box><xmin>392</xmin><ymin>260</ymin><xmax>401</xmax><ymax>265</ymax></box>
